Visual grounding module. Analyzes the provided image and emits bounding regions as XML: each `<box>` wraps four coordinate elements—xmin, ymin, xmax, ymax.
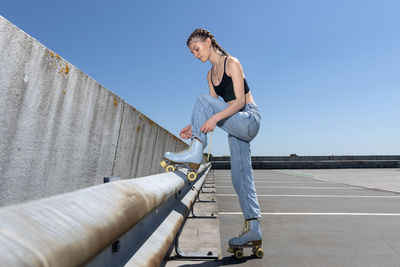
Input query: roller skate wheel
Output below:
<box><xmin>160</xmin><ymin>161</ymin><xmax>167</xmax><ymax>168</ymax></box>
<box><xmin>166</xmin><ymin>165</ymin><xmax>175</xmax><ymax>172</ymax></box>
<box><xmin>254</xmin><ymin>248</ymin><xmax>264</xmax><ymax>258</ymax></box>
<box><xmin>234</xmin><ymin>249</ymin><xmax>244</xmax><ymax>259</ymax></box>
<box><xmin>187</xmin><ymin>171</ymin><xmax>197</xmax><ymax>181</ymax></box>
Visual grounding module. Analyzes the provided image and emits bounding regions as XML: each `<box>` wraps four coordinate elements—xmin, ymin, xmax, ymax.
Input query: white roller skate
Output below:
<box><xmin>160</xmin><ymin>138</ymin><xmax>204</xmax><ymax>181</ymax></box>
<box><xmin>227</xmin><ymin>219</ymin><xmax>264</xmax><ymax>259</ymax></box>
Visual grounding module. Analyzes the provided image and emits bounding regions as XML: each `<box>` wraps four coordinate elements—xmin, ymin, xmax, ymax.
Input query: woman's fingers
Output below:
<box><xmin>201</xmin><ymin>124</ymin><xmax>214</xmax><ymax>133</ymax></box>
<box><xmin>200</xmin><ymin>127</ymin><xmax>211</xmax><ymax>134</ymax></box>
<box><xmin>180</xmin><ymin>127</ymin><xmax>192</xmax><ymax>139</ymax></box>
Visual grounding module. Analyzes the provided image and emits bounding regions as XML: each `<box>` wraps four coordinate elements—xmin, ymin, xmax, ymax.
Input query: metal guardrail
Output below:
<box><xmin>0</xmin><ymin>163</ymin><xmax>213</xmax><ymax>267</ymax></box>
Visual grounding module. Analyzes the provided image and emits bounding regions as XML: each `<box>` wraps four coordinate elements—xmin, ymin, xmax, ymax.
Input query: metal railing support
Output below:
<box><xmin>125</xmin><ymin>165</ymin><xmax>218</xmax><ymax>265</ymax></box>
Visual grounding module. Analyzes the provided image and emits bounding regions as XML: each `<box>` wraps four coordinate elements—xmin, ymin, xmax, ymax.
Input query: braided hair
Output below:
<box><xmin>187</xmin><ymin>28</ymin><xmax>229</xmax><ymax>56</ymax></box>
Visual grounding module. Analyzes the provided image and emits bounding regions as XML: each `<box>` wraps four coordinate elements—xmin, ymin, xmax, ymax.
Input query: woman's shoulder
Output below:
<box><xmin>225</xmin><ymin>56</ymin><xmax>243</xmax><ymax>76</ymax></box>
<box><xmin>225</xmin><ymin>55</ymin><xmax>241</xmax><ymax>65</ymax></box>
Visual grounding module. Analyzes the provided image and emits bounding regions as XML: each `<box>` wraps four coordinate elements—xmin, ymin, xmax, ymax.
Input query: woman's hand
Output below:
<box><xmin>201</xmin><ymin>116</ymin><xmax>218</xmax><ymax>134</ymax></box>
<box><xmin>180</xmin><ymin>125</ymin><xmax>192</xmax><ymax>139</ymax></box>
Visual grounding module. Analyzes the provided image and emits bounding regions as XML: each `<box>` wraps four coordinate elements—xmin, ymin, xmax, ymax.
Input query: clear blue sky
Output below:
<box><xmin>2</xmin><ymin>0</ymin><xmax>399</xmax><ymax>156</ymax></box>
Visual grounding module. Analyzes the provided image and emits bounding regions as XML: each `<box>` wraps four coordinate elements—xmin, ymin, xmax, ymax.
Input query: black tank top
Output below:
<box><xmin>211</xmin><ymin>56</ymin><xmax>250</xmax><ymax>102</ymax></box>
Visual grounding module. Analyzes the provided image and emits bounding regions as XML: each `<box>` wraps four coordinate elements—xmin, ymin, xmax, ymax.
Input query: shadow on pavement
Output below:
<box><xmin>175</xmin><ymin>255</ymin><xmax>260</xmax><ymax>266</ymax></box>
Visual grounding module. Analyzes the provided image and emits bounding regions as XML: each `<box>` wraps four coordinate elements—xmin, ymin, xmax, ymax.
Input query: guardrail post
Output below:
<box><xmin>169</xmin><ymin>166</ymin><xmax>218</xmax><ymax>260</ymax></box>
<box><xmin>173</xmin><ymin>216</ymin><xmax>218</xmax><ymax>260</ymax></box>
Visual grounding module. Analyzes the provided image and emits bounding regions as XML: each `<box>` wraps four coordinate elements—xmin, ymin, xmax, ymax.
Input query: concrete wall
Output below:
<box><xmin>211</xmin><ymin>155</ymin><xmax>400</xmax><ymax>169</ymax></box>
<box><xmin>0</xmin><ymin>16</ymin><xmax>187</xmax><ymax>206</ymax></box>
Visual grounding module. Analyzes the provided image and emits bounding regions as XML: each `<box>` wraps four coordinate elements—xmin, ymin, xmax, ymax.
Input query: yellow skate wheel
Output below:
<box><xmin>187</xmin><ymin>171</ymin><xmax>197</xmax><ymax>181</ymax></box>
<box><xmin>165</xmin><ymin>165</ymin><xmax>175</xmax><ymax>172</ymax></box>
<box><xmin>160</xmin><ymin>160</ymin><xmax>167</xmax><ymax>168</ymax></box>
<box><xmin>234</xmin><ymin>249</ymin><xmax>244</xmax><ymax>259</ymax></box>
<box><xmin>254</xmin><ymin>248</ymin><xmax>264</xmax><ymax>258</ymax></box>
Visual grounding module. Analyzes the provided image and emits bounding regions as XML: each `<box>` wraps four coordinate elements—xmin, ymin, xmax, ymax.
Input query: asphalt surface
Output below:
<box><xmin>167</xmin><ymin>168</ymin><xmax>400</xmax><ymax>266</ymax></box>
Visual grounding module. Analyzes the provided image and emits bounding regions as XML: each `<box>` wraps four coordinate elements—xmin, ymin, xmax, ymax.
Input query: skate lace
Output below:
<box><xmin>207</xmin><ymin>131</ymin><xmax>213</xmax><ymax>161</ymax></box>
<box><xmin>188</xmin><ymin>138</ymin><xmax>197</xmax><ymax>151</ymax></box>
<box><xmin>180</xmin><ymin>132</ymin><xmax>212</xmax><ymax>160</ymax></box>
<box><xmin>174</xmin><ymin>139</ymin><xmax>194</xmax><ymax>155</ymax></box>
<box><xmin>238</xmin><ymin>221</ymin><xmax>249</xmax><ymax>236</ymax></box>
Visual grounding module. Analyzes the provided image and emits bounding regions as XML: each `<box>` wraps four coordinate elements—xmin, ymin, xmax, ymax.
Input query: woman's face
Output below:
<box><xmin>188</xmin><ymin>39</ymin><xmax>210</xmax><ymax>62</ymax></box>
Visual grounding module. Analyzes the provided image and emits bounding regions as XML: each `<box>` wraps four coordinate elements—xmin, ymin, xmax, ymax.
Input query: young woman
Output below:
<box><xmin>164</xmin><ymin>28</ymin><xmax>262</xmax><ymax>250</ymax></box>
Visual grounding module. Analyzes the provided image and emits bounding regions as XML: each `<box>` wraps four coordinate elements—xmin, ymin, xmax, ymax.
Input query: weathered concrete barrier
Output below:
<box><xmin>211</xmin><ymin>155</ymin><xmax>400</xmax><ymax>169</ymax></box>
<box><xmin>0</xmin><ymin>163</ymin><xmax>211</xmax><ymax>267</ymax></box>
<box><xmin>0</xmin><ymin>15</ymin><xmax>188</xmax><ymax>206</ymax></box>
